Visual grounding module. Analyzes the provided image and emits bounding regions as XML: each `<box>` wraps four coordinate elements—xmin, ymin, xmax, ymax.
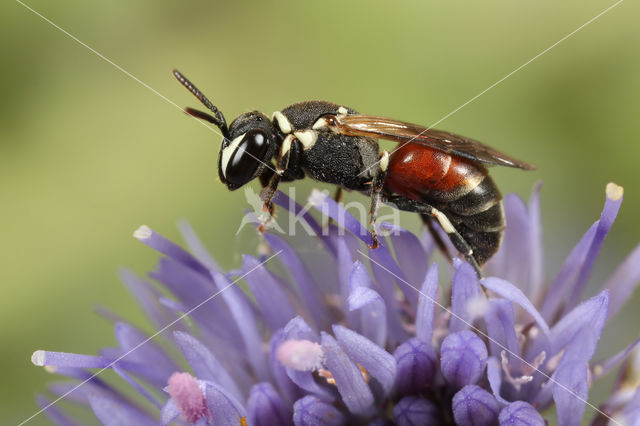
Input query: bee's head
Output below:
<box><xmin>219</xmin><ymin>111</ymin><xmax>276</xmax><ymax>190</ymax></box>
<box><xmin>173</xmin><ymin>69</ymin><xmax>275</xmax><ymax>190</ymax></box>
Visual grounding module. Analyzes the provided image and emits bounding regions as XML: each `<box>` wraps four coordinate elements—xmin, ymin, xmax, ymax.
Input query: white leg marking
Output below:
<box><xmin>379</xmin><ymin>150</ymin><xmax>390</xmax><ymax>172</ymax></box>
<box><xmin>281</xmin><ymin>134</ymin><xmax>294</xmax><ymax>156</ymax></box>
<box><xmin>294</xmin><ymin>130</ymin><xmax>318</xmax><ymax>149</ymax></box>
<box><xmin>433</xmin><ymin>209</ymin><xmax>457</xmax><ymax>234</ymax></box>
<box><xmin>220</xmin><ymin>133</ymin><xmax>245</xmax><ymax>178</ymax></box>
<box><xmin>272</xmin><ymin>111</ymin><xmax>292</xmax><ymax>134</ymax></box>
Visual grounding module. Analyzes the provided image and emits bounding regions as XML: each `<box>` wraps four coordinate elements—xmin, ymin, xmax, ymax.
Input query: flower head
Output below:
<box><xmin>32</xmin><ymin>183</ymin><xmax>640</xmax><ymax>425</ymax></box>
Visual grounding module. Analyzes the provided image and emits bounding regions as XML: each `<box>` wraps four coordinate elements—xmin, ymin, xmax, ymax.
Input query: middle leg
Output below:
<box><xmin>367</xmin><ymin>151</ymin><xmax>390</xmax><ymax>249</ymax></box>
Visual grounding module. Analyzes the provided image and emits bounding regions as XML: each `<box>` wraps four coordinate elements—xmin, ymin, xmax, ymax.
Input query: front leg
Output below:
<box><xmin>367</xmin><ymin>151</ymin><xmax>390</xmax><ymax>249</ymax></box>
<box><xmin>259</xmin><ymin>135</ymin><xmax>303</xmax><ymax>231</ymax></box>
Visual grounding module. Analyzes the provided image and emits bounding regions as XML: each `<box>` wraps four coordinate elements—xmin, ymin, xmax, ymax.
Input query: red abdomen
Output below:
<box><xmin>383</xmin><ymin>143</ymin><xmax>506</xmax><ymax>266</ymax></box>
<box><xmin>384</xmin><ymin>143</ymin><xmax>487</xmax><ymax>204</ymax></box>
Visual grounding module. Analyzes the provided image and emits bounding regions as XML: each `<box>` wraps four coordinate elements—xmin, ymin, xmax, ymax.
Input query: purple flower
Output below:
<box><xmin>31</xmin><ymin>183</ymin><xmax>640</xmax><ymax>425</ymax></box>
<box><xmin>440</xmin><ymin>330</ymin><xmax>488</xmax><ymax>388</ymax></box>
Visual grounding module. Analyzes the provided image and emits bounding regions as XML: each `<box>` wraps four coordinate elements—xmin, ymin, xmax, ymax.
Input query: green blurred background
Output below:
<box><xmin>2</xmin><ymin>0</ymin><xmax>639</xmax><ymax>424</ymax></box>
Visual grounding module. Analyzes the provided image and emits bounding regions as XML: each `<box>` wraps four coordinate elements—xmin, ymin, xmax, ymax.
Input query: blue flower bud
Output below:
<box><xmin>393</xmin><ymin>396</ymin><xmax>439</xmax><ymax>426</ymax></box>
<box><xmin>247</xmin><ymin>382</ymin><xmax>292</xmax><ymax>426</ymax></box>
<box><xmin>440</xmin><ymin>330</ymin><xmax>488</xmax><ymax>388</ymax></box>
<box><xmin>393</xmin><ymin>337</ymin><xmax>437</xmax><ymax>396</ymax></box>
<box><xmin>293</xmin><ymin>395</ymin><xmax>345</xmax><ymax>426</ymax></box>
<box><xmin>498</xmin><ymin>401</ymin><xmax>545</xmax><ymax>426</ymax></box>
<box><xmin>452</xmin><ymin>385</ymin><xmax>499</xmax><ymax>426</ymax></box>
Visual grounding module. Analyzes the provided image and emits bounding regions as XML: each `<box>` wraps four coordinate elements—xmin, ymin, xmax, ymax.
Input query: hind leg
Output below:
<box><xmin>421</xmin><ymin>215</ymin><xmax>453</xmax><ymax>262</ymax></box>
<box><xmin>384</xmin><ymin>195</ymin><xmax>482</xmax><ymax>277</ymax></box>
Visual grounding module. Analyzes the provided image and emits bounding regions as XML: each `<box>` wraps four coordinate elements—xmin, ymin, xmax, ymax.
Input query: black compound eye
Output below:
<box><xmin>224</xmin><ymin>129</ymin><xmax>270</xmax><ymax>185</ymax></box>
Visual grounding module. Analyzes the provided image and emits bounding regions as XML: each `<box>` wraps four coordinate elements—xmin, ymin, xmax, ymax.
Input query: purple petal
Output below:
<box><xmin>593</xmin><ymin>336</ymin><xmax>640</xmax><ymax>381</ymax></box>
<box><xmin>490</xmin><ymin>194</ymin><xmax>531</xmax><ymax>289</ymax></box>
<box><xmin>173</xmin><ymin>331</ymin><xmax>243</xmax><ymax>402</ymax></box>
<box><xmin>177</xmin><ymin>219</ymin><xmax>221</xmax><ymax>271</ymax></box>
<box><xmin>321</xmin><ymin>331</ymin><xmax>374</xmax><ymax>416</ymax></box>
<box><xmin>119</xmin><ymin>269</ymin><xmax>182</xmax><ymax>336</ymax></box>
<box><xmin>382</xmin><ymin>222</ymin><xmax>429</xmax><ymax>296</ymax></box>
<box><xmin>273</xmin><ymin>190</ymin><xmax>333</xmax><ymax>254</ymax></box>
<box><xmin>284</xmin><ymin>316</ymin><xmax>320</xmax><ymax>342</ymax></box>
<box><xmin>365</xmin><ymin>248</ymin><xmax>409</xmax><ymax>345</ymax></box>
<box><xmin>293</xmin><ymin>395</ymin><xmax>346</xmax><ymax>426</ymax></box>
<box><xmin>552</xmin><ymin>361</ymin><xmax>588</xmax><ymax>426</ymax></box>
<box><xmin>528</xmin><ymin>182</ymin><xmax>544</xmax><ymax>302</ymax></box>
<box><xmin>133</xmin><ymin>225</ymin><xmax>209</xmax><ymax>277</ymax></box>
<box><xmin>564</xmin><ymin>183</ymin><xmax>623</xmax><ymax>312</ymax></box>
<box><xmin>498</xmin><ymin>401</ymin><xmax>544</xmax><ymax>426</ymax></box>
<box><xmin>151</xmin><ymin>258</ymin><xmax>242</xmax><ymax>351</ymax></box>
<box><xmin>452</xmin><ymin>385</ymin><xmax>500</xmax><ymax>426</ymax></box>
<box><xmin>204</xmin><ymin>381</ymin><xmax>247</xmax><ymax>426</ymax></box>
<box><xmin>31</xmin><ymin>350</ymin><xmax>111</xmax><ymax>369</ymax></box>
<box><xmin>440</xmin><ymin>330</ymin><xmax>488</xmax><ymax>388</ymax></box>
<box><xmin>481</xmin><ymin>277</ymin><xmax>550</xmax><ymax>335</ymax></box>
<box><xmin>44</xmin><ymin>368</ymin><xmax>119</xmax><ymax>400</ymax></box>
<box><xmin>368</xmin><ymin>243</ymin><xmax>418</xmax><ymax>313</ymax></box>
<box><xmin>113</xmin><ymin>363</ymin><xmax>162</xmax><ymax>408</ymax></box>
<box><xmin>47</xmin><ymin>381</ymin><xmax>94</xmax><ymax>405</ymax></box>
<box><xmin>348</xmin><ymin>261</ymin><xmax>387</xmax><ymax>346</ymax></box>
<box><xmin>486</xmin><ymin>357</ymin><xmax>509</xmax><ymax>405</ymax></box>
<box><xmin>450</xmin><ymin>259</ymin><xmax>484</xmax><ymax>333</ymax></box>
<box><xmin>242</xmin><ymin>254</ymin><xmax>297</xmax><ymax>330</ymax></box>
<box><xmin>541</xmin><ymin>222</ymin><xmax>597</xmax><ymax>321</ymax></box>
<box><xmin>604</xmin><ymin>244</ymin><xmax>640</xmax><ymax>320</ymax></box>
<box><xmin>309</xmin><ymin>189</ymin><xmax>374</xmax><ymax>247</ymax></box>
<box><xmin>348</xmin><ymin>286</ymin><xmax>387</xmax><ymax>347</ymax></box>
<box><xmin>269</xmin><ymin>329</ymin><xmax>303</xmax><ymax>405</ymax></box>
<box><xmin>160</xmin><ymin>399</ymin><xmax>180</xmax><ymax>426</ymax></box>
<box><xmin>392</xmin><ymin>396</ymin><xmax>439</xmax><ymax>426</ymax></box>
<box><xmin>484</xmin><ymin>299</ymin><xmax>520</xmax><ymax>361</ymax></box>
<box><xmin>114</xmin><ymin>322</ymin><xmax>177</xmax><ymax>372</ymax></box>
<box><xmin>88</xmin><ymin>393</ymin><xmax>157</xmax><ymax>426</ymax></box>
<box><xmin>336</xmin><ymin>236</ymin><xmax>355</xmax><ymax>312</ymax></box>
<box><xmin>415</xmin><ymin>263</ymin><xmax>439</xmax><ymax>344</ymax></box>
<box><xmin>549</xmin><ymin>290</ymin><xmax>609</xmax><ymax>358</ymax></box>
<box><xmin>247</xmin><ymin>382</ymin><xmax>293</xmax><ymax>426</ymax></box>
<box><xmin>210</xmin><ymin>270</ymin><xmax>269</xmax><ymax>383</ymax></box>
<box><xmin>542</xmin><ymin>183</ymin><xmax>623</xmax><ymax>321</ymax></box>
<box><xmin>283</xmin><ymin>317</ymin><xmax>334</xmax><ymax>400</ymax></box>
<box><xmin>393</xmin><ymin>337</ymin><xmax>438</xmax><ymax>396</ymax></box>
<box><xmin>308</xmin><ymin>189</ymin><xmax>417</xmax><ymax>314</ymax></box>
<box><xmin>333</xmin><ymin>325</ymin><xmax>397</xmax><ymax>397</ymax></box>
<box><xmin>266</xmin><ymin>233</ymin><xmax>331</xmax><ymax>329</ymax></box>
<box><xmin>36</xmin><ymin>394</ymin><xmax>80</xmax><ymax>426</ymax></box>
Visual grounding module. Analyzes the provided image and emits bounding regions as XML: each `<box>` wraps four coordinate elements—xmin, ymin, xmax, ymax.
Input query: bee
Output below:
<box><xmin>173</xmin><ymin>70</ymin><xmax>535</xmax><ymax>276</ymax></box>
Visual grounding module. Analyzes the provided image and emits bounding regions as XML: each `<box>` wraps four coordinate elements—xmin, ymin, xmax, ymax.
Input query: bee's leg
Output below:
<box><xmin>367</xmin><ymin>151</ymin><xmax>390</xmax><ymax>249</ymax></box>
<box><xmin>383</xmin><ymin>195</ymin><xmax>482</xmax><ymax>277</ymax></box>
<box><xmin>333</xmin><ymin>187</ymin><xmax>344</xmax><ymax>203</ymax></box>
<box><xmin>421</xmin><ymin>215</ymin><xmax>453</xmax><ymax>263</ymax></box>
<box><xmin>260</xmin><ymin>172</ymin><xmax>281</xmax><ymax>219</ymax></box>
<box><xmin>259</xmin><ymin>136</ymin><xmax>303</xmax><ymax>231</ymax></box>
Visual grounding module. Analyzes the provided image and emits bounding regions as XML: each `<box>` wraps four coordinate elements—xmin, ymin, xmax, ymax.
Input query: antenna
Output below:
<box><xmin>173</xmin><ymin>69</ymin><xmax>229</xmax><ymax>137</ymax></box>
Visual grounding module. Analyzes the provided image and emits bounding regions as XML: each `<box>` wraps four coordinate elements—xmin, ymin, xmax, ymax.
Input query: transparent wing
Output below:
<box><xmin>331</xmin><ymin>114</ymin><xmax>535</xmax><ymax>170</ymax></box>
